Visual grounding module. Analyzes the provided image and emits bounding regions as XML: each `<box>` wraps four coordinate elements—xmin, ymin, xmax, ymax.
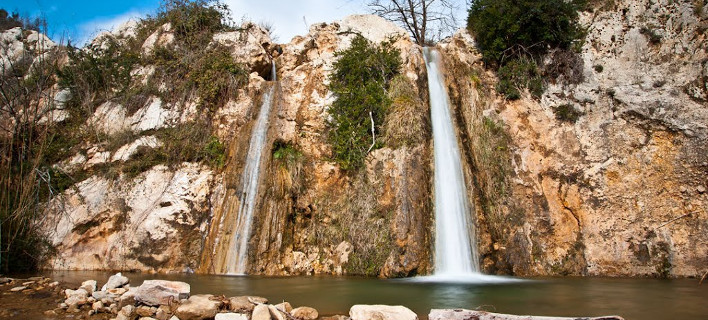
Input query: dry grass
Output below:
<box><xmin>311</xmin><ymin>172</ymin><xmax>393</xmax><ymax>276</ymax></box>
<box><xmin>383</xmin><ymin>75</ymin><xmax>428</xmax><ymax>148</ymax></box>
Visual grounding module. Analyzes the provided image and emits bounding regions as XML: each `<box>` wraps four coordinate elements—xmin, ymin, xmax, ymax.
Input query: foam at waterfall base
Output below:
<box><xmin>404</xmin><ymin>272</ymin><xmax>524</xmax><ymax>284</ymax></box>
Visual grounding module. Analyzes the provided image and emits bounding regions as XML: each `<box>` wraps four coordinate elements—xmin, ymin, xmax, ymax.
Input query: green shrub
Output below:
<box><xmin>57</xmin><ymin>37</ymin><xmax>139</xmax><ymax>118</ymax></box>
<box><xmin>468</xmin><ymin>0</ymin><xmax>585</xmax><ymax>99</ymax></box>
<box><xmin>272</xmin><ymin>140</ymin><xmax>302</xmax><ymax>164</ymax></box>
<box><xmin>188</xmin><ymin>47</ymin><xmax>248</xmax><ymax>111</ymax></box>
<box><xmin>142</xmin><ymin>0</ymin><xmax>233</xmax><ymax>49</ymax></box>
<box><xmin>496</xmin><ymin>58</ymin><xmax>544</xmax><ymax>100</ymax></box>
<box><xmin>203</xmin><ymin>135</ymin><xmax>226</xmax><ymax>168</ymax></box>
<box><xmin>553</xmin><ymin>104</ymin><xmax>582</xmax><ymax>123</ymax></box>
<box><xmin>327</xmin><ymin>35</ymin><xmax>401</xmax><ymax>170</ymax></box>
<box><xmin>467</xmin><ymin>0</ymin><xmax>586</xmax><ymax>65</ymax></box>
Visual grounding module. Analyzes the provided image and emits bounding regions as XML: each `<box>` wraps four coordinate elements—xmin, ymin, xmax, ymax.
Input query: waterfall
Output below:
<box><xmin>423</xmin><ymin>48</ymin><xmax>480</xmax><ymax>276</ymax></box>
<box><xmin>224</xmin><ymin>62</ymin><xmax>277</xmax><ymax>275</ymax></box>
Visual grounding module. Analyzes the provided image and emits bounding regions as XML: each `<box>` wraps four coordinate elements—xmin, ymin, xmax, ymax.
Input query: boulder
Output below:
<box><xmin>65</xmin><ymin>288</ymin><xmax>90</xmax><ymax>307</ymax></box>
<box><xmin>350</xmin><ymin>305</ymin><xmax>417</xmax><ymax>320</ymax></box>
<box><xmin>428</xmin><ymin>309</ymin><xmax>625</xmax><ymax>320</ymax></box>
<box><xmin>227</xmin><ymin>296</ymin><xmax>267</xmax><ymax>312</ymax></box>
<box><xmin>92</xmin><ymin>290</ymin><xmax>109</xmax><ymax>300</ymax></box>
<box><xmin>102</xmin><ymin>273</ymin><xmax>129</xmax><ymax>291</ymax></box>
<box><xmin>275</xmin><ymin>302</ymin><xmax>292</xmax><ymax>313</ymax></box>
<box><xmin>9</xmin><ymin>286</ymin><xmax>27</xmax><ymax>292</ymax></box>
<box><xmin>321</xmin><ymin>316</ymin><xmax>348</xmax><ymax>320</ymax></box>
<box><xmin>119</xmin><ymin>286</ymin><xmax>139</xmax><ymax>308</ymax></box>
<box><xmin>120</xmin><ymin>305</ymin><xmax>136</xmax><ymax>317</ymax></box>
<box><xmin>81</xmin><ymin>280</ymin><xmax>97</xmax><ymax>294</ymax></box>
<box><xmin>137</xmin><ymin>305</ymin><xmax>158</xmax><ymax>317</ymax></box>
<box><xmin>135</xmin><ymin>280</ymin><xmax>190</xmax><ymax>306</ymax></box>
<box><xmin>252</xmin><ymin>304</ymin><xmax>272</xmax><ymax>320</ymax></box>
<box><xmin>216</xmin><ymin>313</ymin><xmax>249</xmax><ymax>320</ymax></box>
<box><xmin>269</xmin><ymin>304</ymin><xmax>287</xmax><ymax>320</ymax></box>
<box><xmin>0</xmin><ymin>277</ymin><xmax>11</xmax><ymax>284</ymax></box>
<box><xmin>92</xmin><ymin>301</ymin><xmax>104</xmax><ymax>311</ymax></box>
<box><xmin>174</xmin><ymin>294</ymin><xmax>222</xmax><ymax>320</ymax></box>
<box><xmin>155</xmin><ymin>305</ymin><xmax>172</xmax><ymax>320</ymax></box>
<box><xmin>292</xmin><ymin>307</ymin><xmax>319</xmax><ymax>320</ymax></box>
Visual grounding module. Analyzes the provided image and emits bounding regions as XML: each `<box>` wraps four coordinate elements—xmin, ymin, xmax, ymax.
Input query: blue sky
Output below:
<box><xmin>1</xmin><ymin>0</ymin><xmax>465</xmax><ymax>45</ymax></box>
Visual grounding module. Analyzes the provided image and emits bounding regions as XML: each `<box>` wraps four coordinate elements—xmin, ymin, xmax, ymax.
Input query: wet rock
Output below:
<box><xmin>252</xmin><ymin>304</ymin><xmax>272</xmax><ymax>320</ymax></box>
<box><xmin>292</xmin><ymin>307</ymin><xmax>319</xmax><ymax>320</ymax></box>
<box><xmin>135</xmin><ymin>280</ymin><xmax>190</xmax><ymax>306</ymax></box>
<box><xmin>175</xmin><ymin>294</ymin><xmax>222</xmax><ymax>320</ymax></box>
<box><xmin>227</xmin><ymin>296</ymin><xmax>267</xmax><ymax>312</ymax></box>
<box><xmin>10</xmin><ymin>286</ymin><xmax>27</xmax><ymax>292</ymax></box>
<box><xmin>81</xmin><ymin>280</ymin><xmax>97</xmax><ymax>294</ymax></box>
<box><xmin>102</xmin><ymin>273</ymin><xmax>129</xmax><ymax>291</ymax></box>
<box><xmin>216</xmin><ymin>313</ymin><xmax>249</xmax><ymax>320</ymax></box>
<box><xmin>350</xmin><ymin>305</ymin><xmax>417</xmax><ymax>320</ymax></box>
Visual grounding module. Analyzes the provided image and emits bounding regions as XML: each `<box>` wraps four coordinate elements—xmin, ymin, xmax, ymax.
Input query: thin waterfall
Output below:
<box><xmin>423</xmin><ymin>48</ymin><xmax>480</xmax><ymax>276</ymax></box>
<box><xmin>224</xmin><ymin>61</ymin><xmax>277</xmax><ymax>274</ymax></box>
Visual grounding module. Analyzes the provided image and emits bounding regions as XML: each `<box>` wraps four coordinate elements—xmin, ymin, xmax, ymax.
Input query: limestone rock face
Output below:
<box><xmin>199</xmin><ymin>14</ymin><xmax>432</xmax><ymax>277</ymax></box>
<box><xmin>35</xmin><ymin>1</ymin><xmax>706</xmax><ymax>278</ymax></box>
<box><xmin>42</xmin><ymin>164</ymin><xmax>214</xmax><ymax>272</ymax></box>
<box><xmin>214</xmin><ymin>22</ymin><xmax>274</xmax><ymax>79</ymax></box>
<box><xmin>443</xmin><ymin>0</ymin><xmax>707</xmax><ymax>277</ymax></box>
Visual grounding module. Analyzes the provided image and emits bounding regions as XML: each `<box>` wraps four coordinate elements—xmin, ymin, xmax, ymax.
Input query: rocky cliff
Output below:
<box><xmin>7</xmin><ymin>0</ymin><xmax>705</xmax><ymax>277</ymax></box>
<box><xmin>442</xmin><ymin>0</ymin><xmax>707</xmax><ymax>277</ymax></box>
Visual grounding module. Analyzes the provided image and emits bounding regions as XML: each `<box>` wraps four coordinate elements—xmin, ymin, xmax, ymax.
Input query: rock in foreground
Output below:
<box><xmin>350</xmin><ymin>305</ymin><xmax>418</xmax><ymax>320</ymax></box>
<box><xmin>135</xmin><ymin>279</ymin><xmax>191</xmax><ymax>306</ymax></box>
<box><xmin>429</xmin><ymin>309</ymin><xmax>625</xmax><ymax>320</ymax></box>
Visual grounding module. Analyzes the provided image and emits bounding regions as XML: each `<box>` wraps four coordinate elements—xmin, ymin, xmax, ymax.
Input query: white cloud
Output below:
<box><xmin>223</xmin><ymin>0</ymin><xmax>368</xmax><ymax>42</ymax></box>
<box><xmin>76</xmin><ymin>10</ymin><xmax>148</xmax><ymax>45</ymax></box>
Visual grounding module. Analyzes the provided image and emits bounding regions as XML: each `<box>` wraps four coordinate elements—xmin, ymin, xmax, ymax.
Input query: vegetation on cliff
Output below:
<box><xmin>467</xmin><ymin>0</ymin><xmax>586</xmax><ymax>99</ymax></box>
<box><xmin>0</xmin><ymin>0</ymin><xmax>240</xmax><ymax>272</ymax></box>
<box><xmin>327</xmin><ymin>35</ymin><xmax>402</xmax><ymax>170</ymax></box>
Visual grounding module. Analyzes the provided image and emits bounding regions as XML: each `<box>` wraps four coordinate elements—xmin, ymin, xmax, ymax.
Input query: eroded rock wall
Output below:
<box><xmin>243</xmin><ymin>15</ymin><xmax>433</xmax><ymax>277</ymax></box>
<box><xmin>443</xmin><ymin>0</ymin><xmax>707</xmax><ymax>277</ymax></box>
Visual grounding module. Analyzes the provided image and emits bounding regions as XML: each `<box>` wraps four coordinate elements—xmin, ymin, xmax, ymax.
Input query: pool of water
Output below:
<box><xmin>43</xmin><ymin>271</ymin><xmax>708</xmax><ymax>319</ymax></box>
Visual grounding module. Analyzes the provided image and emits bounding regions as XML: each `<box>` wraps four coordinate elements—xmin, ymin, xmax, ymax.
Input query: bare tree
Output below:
<box><xmin>367</xmin><ymin>0</ymin><xmax>460</xmax><ymax>46</ymax></box>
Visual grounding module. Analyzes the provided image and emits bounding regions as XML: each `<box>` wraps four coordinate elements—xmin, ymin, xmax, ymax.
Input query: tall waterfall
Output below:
<box><xmin>423</xmin><ymin>48</ymin><xmax>480</xmax><ymax>276</ymax></box>
<box><xmin>224</xmin><ymin>62</ymin><xmax>277</xmax><ymax>274</ymax></box>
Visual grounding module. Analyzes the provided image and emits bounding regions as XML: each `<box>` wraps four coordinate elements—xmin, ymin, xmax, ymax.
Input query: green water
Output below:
<box><xmin>44</xmin><ymin>271</ymin><xmax>708</xmax><ymax>319</ymax></box>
